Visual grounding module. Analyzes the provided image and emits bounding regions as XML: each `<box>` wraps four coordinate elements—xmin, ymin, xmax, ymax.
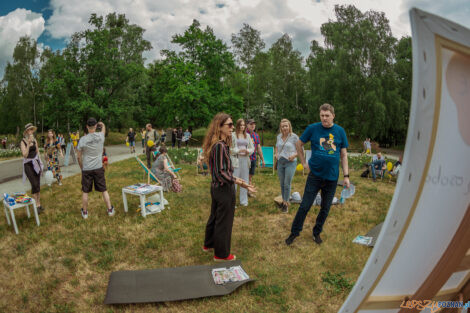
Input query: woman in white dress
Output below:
<box><xmin>231</xmin><ymin>119</ymin><xmax>254</xmax><ymax>207</ymax></box>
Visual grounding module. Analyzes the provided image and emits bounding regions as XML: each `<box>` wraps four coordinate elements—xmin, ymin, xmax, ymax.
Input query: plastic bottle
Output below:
<box><xmin>340</xmin><ymin>189</ymin><xmax>345</xmax><ymax>204</ymax></box>
<box><xmin>340</xmin><ymin>184</ymin><xmax>356</xmax><ymax>204</ymax></box>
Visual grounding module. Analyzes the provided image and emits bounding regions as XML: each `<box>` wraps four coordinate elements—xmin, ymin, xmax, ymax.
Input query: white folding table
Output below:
<box><xmin>3</xmin><ymin>198</ymin><xmax>40</xmax><ymax>234</ymax></box>
<box><xmin>122</xmin><ymin>184</ymin><xmax>165</xmax><ymax>218</ymax></box>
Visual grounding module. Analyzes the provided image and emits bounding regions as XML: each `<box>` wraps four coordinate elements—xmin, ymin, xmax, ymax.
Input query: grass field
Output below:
<box><xmin>0</xmin><ymin>155</ymin><xmax>395</xmax><ymax>313</ymax></box>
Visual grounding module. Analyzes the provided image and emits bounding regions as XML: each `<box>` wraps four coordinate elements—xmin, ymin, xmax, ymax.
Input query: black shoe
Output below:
<box><xmin>285</xmin><ymin>233</ymin><xmax>298</xmax><ymax>246</ymax></box>
<box><xmin>313</xmin><ymin>234</ymin><xmax>323</xmax><ymax>245</ymax></box>
<box><xmin>281</xmin><ymin>203</ymin><xmax>288</xmax><ymax>213</ymax></box>
<box><xmin>37</xmin><ymin>206</ymin><xmax>45</xmax><ymax>214</ymax></box>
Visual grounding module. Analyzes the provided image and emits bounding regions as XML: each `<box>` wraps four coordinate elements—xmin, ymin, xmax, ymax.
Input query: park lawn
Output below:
<box><xmin>0</xmin><ymin>157</ymin><xmax>395</xmax><ymax>313</ymax></box>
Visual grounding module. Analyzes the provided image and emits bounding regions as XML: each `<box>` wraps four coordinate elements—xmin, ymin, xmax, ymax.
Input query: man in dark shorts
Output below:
<box><xmin>77</xmin><ymin>118</ymin><xmax>115</xmax><ymax>219</ymax></box>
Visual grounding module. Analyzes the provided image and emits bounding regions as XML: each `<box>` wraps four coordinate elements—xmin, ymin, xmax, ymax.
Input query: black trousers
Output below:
<box><xmin>204</xmin><ymin>183</ymin><xmax>236</xmax><ymax>258</ymax></box>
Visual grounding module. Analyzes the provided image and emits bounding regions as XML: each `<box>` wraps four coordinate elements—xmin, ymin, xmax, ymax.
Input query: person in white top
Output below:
<box><xmin>77</xmin><ymin>118</ymin><xmax>115</xmax><ymax>219</ymax></box>
<box><xmin>275</xmin><ymin>119</ymin><xmax>299</xmax><ymax>213</ymax></box>
<box><xmin>231</xmin><ymin>119</ymin><xmax>255</xmax><ymax>207</ymax></box>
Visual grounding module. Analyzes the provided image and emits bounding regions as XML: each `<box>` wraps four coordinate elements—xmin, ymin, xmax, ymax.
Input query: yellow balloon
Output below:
<box><xmin>387</xmin><ymin>161</ymin><xmax>393</xmax><ymax>172</ymax></box>
<box><xmin>126</xmin><ymin>142</ymin><xmax>130</xmax><ymax>147</ymax></box>
<box><xmin>147</xmin><ymin>140</ymin><xmax>154</xmax><ymax>147</ymax></box>
<box><xmin>296</xmin><ymin>164</ymin><xmax>304</xmax><ymax>172</ymax></box>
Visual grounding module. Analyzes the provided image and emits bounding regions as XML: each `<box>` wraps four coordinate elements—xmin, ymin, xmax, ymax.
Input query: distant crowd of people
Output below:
<box><xmin>18</xmin><ymin>103</ymin><xmax>405</xmax><ymax>263</ymax></box>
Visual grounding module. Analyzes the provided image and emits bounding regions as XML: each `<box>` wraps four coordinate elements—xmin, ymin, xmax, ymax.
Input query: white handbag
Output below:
<box><xmin>44</xmin><ymin>170</ymin><xmax>54</xmax><ymax>186</ymax></box>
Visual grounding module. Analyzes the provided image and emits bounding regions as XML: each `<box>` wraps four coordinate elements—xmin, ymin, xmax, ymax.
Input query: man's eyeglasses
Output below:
<box><xmin>223</xmin><ymin>122</ymin><xmax>234</xmax><ymax>128</ymax></box>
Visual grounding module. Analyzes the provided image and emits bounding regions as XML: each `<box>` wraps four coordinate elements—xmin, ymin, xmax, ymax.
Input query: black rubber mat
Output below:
<box><xmin>104</xmin><ymin>260</ymin><xmax>253</xmax><ymax>304</ymax></box>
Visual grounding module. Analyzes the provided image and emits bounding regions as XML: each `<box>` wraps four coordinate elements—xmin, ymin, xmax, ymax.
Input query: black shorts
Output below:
<box><xmin>249</xmin><ymin>159</ymin><xmax>256</xmax><ymax>175</ymax></box>
<box><xmin>81</xmin><ymin>167</ymin><xmax>107</xmax><ymax>193</ymax></box>
<box><xmin>24</xmin><ymin>162</ymin><xmax>41</xmax><ymax>194</ymax></box>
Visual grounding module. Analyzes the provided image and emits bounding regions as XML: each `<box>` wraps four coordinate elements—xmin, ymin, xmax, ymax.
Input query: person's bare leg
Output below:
<box><xmin>33</xmin><ymin>192</ymin><xmax>41</xmax><ymax>207</ymax></box>
<box><xmin>102</xmin><ymin>191</ymin><xmax>112</xmax><ymax>209</ymax></box>
<box><xmin>82</xmin><ymin>193</ymin><xmax>89</xmax><ymax>211</ymax></box>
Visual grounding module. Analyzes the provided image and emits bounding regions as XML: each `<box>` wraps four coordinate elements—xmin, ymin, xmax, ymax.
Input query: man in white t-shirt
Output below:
<box><xmin>77</xmin><ymin>117</ymin><xmax>115</xmax><ymax>219</ymax></box>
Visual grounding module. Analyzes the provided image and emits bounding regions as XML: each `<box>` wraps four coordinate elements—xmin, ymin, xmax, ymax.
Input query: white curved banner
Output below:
<box><xmin>339</xmin><ymin>8</ymin><xmax>470</xmax><ymax>313</ymax></box>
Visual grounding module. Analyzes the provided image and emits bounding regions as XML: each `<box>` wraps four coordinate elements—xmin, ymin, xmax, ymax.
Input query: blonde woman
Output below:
<box><xmin>202</xmin><ymin>113</ymin><xmax>256</xmax><ymax>262</ymax></box>
<box><xmin>275</xmin><ymin>119</ymin><xmax>299</xmax><ymax>213</ymax></box>
<box><xmin>230</xmin><ymin>119</ymin><xmax>254</xmax><ymax>207</ymax></box>
<box><xmin>20</xmin><ymin>123</ymin><xmax>45</xmax><ymax>213</ymax></box>
<box><xmin>44</xmin><ymin>129</ymin><xmax>64</xmax><ymax>185</ymax></box>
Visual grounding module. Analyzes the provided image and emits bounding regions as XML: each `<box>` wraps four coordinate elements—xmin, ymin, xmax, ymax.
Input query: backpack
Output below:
<box><xmin>361</xmin><ymin>168</ymin><xmax>370</xmax><ymax>178</ymax></box>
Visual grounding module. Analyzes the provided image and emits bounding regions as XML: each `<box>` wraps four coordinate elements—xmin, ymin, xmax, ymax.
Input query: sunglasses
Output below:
<box><xmin>222</xmin><ymin>122</ymin><xmax>234</xmax><ymax>128</ymax></box>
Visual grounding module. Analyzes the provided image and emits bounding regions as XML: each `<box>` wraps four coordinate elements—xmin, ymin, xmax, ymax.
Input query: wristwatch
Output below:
<box><xmin>344</xmin><ymin>174</ymin><xmax>350</xmax><ymax>178</ymax></box>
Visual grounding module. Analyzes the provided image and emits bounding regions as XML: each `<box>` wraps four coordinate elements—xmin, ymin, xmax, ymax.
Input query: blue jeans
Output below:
<box><xmin>370</xmin><ymin>160</ymin><xmax>384</xmax><ymax>179</ymax></box>
<box><xmin>290</xmin><ymin>172</ymin><xmax>337</xmax><ymax>236</ymax></box>
<box><xmin>277</xmin><ymin>157</ymin><xmax>296</xmax><ymax>202</ymax></box>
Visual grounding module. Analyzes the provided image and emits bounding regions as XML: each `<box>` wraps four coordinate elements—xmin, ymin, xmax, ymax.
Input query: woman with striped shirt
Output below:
<box><xmin>202</xmin><ymin>113</ymin><xmax>256</xmax><ymax>262</ymax></box>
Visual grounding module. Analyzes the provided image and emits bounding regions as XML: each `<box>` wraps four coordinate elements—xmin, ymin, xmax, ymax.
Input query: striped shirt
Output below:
<box><xmin>210</xmin><ymin>141</ymin><xmax>235</xmax><ymax>187</ymax></box>
<box><xmin>248</xmin><ymin>131</ymin><xmax>260</xmax><ymax>161</ymax></box>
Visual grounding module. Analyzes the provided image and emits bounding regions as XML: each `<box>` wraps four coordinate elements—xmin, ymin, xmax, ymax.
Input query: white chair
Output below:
<box><xmin>3</xmin><ymin>198</ymin><xmax>40</xmax><ymax>234</ymax></box>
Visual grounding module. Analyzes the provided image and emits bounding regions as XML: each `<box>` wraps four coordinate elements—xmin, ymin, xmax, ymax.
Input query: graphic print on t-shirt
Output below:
<box><xmin>319</xmin><ymin>133</ymin><xmax>337</xmax><ymax>154</ymax></box>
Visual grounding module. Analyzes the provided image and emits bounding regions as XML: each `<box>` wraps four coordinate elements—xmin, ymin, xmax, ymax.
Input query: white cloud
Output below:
<box><xmin>0</xmin><ymin>8</ymin><xmax>45</xmax><ymax>77</ymax></box>
<box><xmin>10</xmin><ymin>0</ymin><xmax>470</xmax><ymax>69</ymax></box>
<box><xmin>45</xmin><ymin>0</ymin><xmax>321</xmax><ymax>62</ymax></box>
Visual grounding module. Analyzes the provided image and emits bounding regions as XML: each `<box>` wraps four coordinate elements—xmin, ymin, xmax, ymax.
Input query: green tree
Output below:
<box><xmin>60</xmin><ymin>13</ymin><xmax>152</xmax><ymax>129</ymax></box>
<box><xmin>0</xmin><ymin>36</ymin><xmax>41</xmax><ymax>133</ymax></box>
<box><xmin>306</xmin><ymin>5</ymin><xmax>409</xmax><ymax>144</ymax></box>
<box><xmin>231</xmin><ymin>23</ymin><xmax>265</xmax><ymax>114</ymax></box>
<box><xmin>148</xmin><ymin>19</ymin><xmax>243</xmax><ymax>128</ymax></box>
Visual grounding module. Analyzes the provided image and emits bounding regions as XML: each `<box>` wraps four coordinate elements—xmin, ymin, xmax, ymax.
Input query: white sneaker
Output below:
<box><xmin>58</xmin><ymin>181</ymin><xmax>63</xmax><ymax>186</ymax></box>
<box><xmin>81</xmin><ymin>208</ymin><xmax>88</xmax><ymax>219</ymax></box>
<box><xmin>107</xmin><ymin>206</ymin><xmax>115</xmax><ymax>216</ymax></box>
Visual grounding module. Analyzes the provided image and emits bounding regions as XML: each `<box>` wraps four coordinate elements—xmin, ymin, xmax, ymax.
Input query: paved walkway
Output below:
<box><xmin>0</xmin><ymin>145</ymin><xmax>143</xmax><ymax>198</ymax></box>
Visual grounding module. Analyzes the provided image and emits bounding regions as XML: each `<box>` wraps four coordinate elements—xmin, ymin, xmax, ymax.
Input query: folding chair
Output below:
<box><xmin>303</xmin><ymin>150</ymin><xmax>312</xmax><ymax>175</ymax></box>
<box><xmin>260</xmin><ymin>146</ymin><xmax>275</xmax><ymax>175</ymax></box>
<box><xmin>135</xmin><ymin>156</ymin><xmax>161</xmax><ymax>185</ymax></box>
<box><xmin>166</xmin><ymin>155</ymin><xmax>181</xmax><ymax>180</ymax></box>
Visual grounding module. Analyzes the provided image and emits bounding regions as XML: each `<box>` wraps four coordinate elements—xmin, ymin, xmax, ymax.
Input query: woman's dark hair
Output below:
<box><xmin>159</xmin><ymin>146</ymin><xmax>168</xmax><ymax>154</ymax></box>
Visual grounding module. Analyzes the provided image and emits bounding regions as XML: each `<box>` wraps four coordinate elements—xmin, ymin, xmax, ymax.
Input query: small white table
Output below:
<box><xmin>122</xmin><ymin>184</ymin><xmax>165</xmax><ymax>218</ymax></box>
<box><xmin>3</xmin><ymin>198</ymin><xmax>40</xmax><ymax>234</ymax></box>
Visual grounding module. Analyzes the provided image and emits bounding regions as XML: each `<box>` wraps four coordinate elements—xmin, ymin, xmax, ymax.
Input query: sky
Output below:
<box><xmin>1</xmin><ymin>0</ymin><xmax>470</xmax><ymax>77</ymax></box>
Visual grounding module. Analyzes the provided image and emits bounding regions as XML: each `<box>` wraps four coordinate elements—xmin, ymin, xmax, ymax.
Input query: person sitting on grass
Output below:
<box><xmin>151</xmin><ymin>146</ymin><xmax>180</xmax><ymax>192</ymax></box>
<box><xmin>77</xmin><ymin>118</ymin><xmax>115</xmax><ymax>219</ymax></box>
<box><xmin>370</xmin><ymin>152</ymin><xmax>386</xmax><ymax>181</ymax></box>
